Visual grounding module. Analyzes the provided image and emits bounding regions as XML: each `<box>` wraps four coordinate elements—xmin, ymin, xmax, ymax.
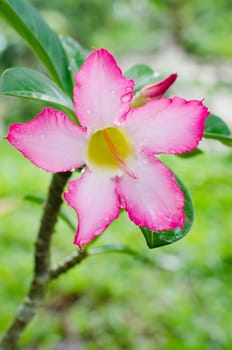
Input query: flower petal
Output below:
<box><xmin>6</xmin><ymin>107</ymin><xmax>87</xmax><ymax>172</ymax></box>
<box><xmin>123</xmin><ymin>97</ymin><xmax>209</xmax><ymax>154</ymax></box>
<box><xmin>74</xmin><ymin>48</ymin><xmax>134</xmax><ymax>132</ymax></box>
<box><xmin>116</xmin><ymin>152</ymin><xmax>184</xmax><ymax>231</ymax></box>
<box><xmin>64</xmin><ymin>168</ymin><xmax>120</xmax><ymax>248</ymax></box>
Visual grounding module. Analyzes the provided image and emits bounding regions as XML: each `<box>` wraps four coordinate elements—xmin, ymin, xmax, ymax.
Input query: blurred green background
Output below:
<box><xmin>0</xmin><ymin>0</ymin><xmax>232</xmax><ymax>349</ymax></box>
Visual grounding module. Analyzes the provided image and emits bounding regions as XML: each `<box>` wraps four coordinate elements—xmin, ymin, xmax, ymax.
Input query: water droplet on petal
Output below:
<box><xmin>121</xmin><ymin>92</ymin><xmax>131</xmax><ymax>103</ymax></box>
<box><xmin>86</xmin><ymin>109</ymin><xmax>91</xmax><ymax>115</ymax></box>
<box><xmin>95</xmin><ymin>227</ymin><xmax>104</xmax><ymax>236</ymax></box>
<box><xmin>114</xmin><ymin>118</ymin><xmax>120</xmax><ymax>125</ymax></box>
<box><xmin>120</xmin><ymin>197</ymin><xmax>126</xmax><ymax>208</ymax></box>
<box><xmin>111</xmin><ymin>89</ymin><xmax>115</xmax><ymax>94</ymax></box>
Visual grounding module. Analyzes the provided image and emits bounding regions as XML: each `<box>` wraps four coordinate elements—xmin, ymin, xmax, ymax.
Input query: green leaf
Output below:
<box><xmin>89</xmin><ymin>244</ymin><xmax>155</xmax><ymax>266</ymax></box>
<box><xmin>205</xmin><ymin>114</ymin><xmax>231</xmax><ymax>135</ymax></box>
<box><xmin>0</xmin><ymin>0</ymin><xmax>72</xmax><ymax>94</ymax></box>
<box><xmin>60</xmin><ymin>36</ymin><xmax>88</xmax><ymax>84</ymax></box>
<box><xmin>125</xmin><ymin>64</ymin><xmax>159</xmax><ymax>93</ymax></box>
<box><xmin>1</xmin><ymin>67</ymin><xmax>75</xmax><ymax>116</ymax></box>
<box><xmin>141</xmin><ymin>176</ymin><xmax>194</xmax><ymax>249</ymax></box>
<box><xmin>204</xmin><ymin>133</ymin><xmax>232</xmax><ymax>146</ymax></box>
<box><xmin>204</xmin><ymin>114</ymin><xmax>232</xmax><ymax>146</ymax></box>
<box><xmin>177</xmin><ymin>148</ymin><xmax>203</xmax><ymax>158</ymax></box>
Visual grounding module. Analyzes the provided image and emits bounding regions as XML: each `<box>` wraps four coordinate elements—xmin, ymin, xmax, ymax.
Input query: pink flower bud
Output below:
<box><xmin>131</xmin><ymin>73</ymin><xmax>177</xmax><ymax>108</ymax></box>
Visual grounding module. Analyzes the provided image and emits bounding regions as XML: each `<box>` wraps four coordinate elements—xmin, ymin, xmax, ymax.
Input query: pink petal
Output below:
<box><xmin>64</xmin><ymin>168</ymin><xmax>120</xmax><ymax>248</ymax></box>
<box><xmin>123</xmin><ymin>97</ymin><xmax>209</xmax><ymax>154</ymax></box>
<box><xmin>6</xmin><ymin>108</ymin><xmax>87</xmax><ymax>172</ymax></box>
<box><xmin>74</xmin><ymin>48</ymin><xmax>134</xmax><ymax>132</ymax></box>
<box><xmin>116</xmin><ymin>152</ymin><xmax>185</xmax><ymax>231</ymax></box>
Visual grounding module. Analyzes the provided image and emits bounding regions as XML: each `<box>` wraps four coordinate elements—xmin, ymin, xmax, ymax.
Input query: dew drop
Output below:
<box><xmin>14</xmin><ymin>126</ymin><xmax>20</xmax><ymax>132</ymax></box>
<box><xmin>111</xmin><ymin>89</ymin><xmax>115</xmax><ymax>95</ymax></box>
<box><xmin>120</xmin><ymin>92</ymin><xmax>131</xmax><ymax>103</ymax></box>
<box><xmin>95</xmin><ymin>227</ymin><xmax>104</xmax><ymax>236</ymax></box>
<box><xmin>120</xmin><ymin>197</ymin><xmax>126</xmax><ymax>208</ymax></box>
<box><xmin>86</xmin><ymin>109</ymin><xmax>91</xmax><ymax>115</ymax></box>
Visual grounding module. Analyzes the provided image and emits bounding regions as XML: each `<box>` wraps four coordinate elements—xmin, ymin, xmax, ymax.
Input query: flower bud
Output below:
<box><xmin>131</xmin><ymin>73</ymin><xmax>177</xmax><ymax>108</ymax></box>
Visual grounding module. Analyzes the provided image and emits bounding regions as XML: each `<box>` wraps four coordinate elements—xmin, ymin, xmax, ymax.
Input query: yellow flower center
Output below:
<box><xmin>88</xmin><ymin>127</ymin><xmax>132</xmax><ymax>169</ymax></box>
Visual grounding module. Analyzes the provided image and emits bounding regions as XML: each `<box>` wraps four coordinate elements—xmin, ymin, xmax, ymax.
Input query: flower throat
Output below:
<box><xmin>87</xmin><ymin>127</ymin><xmax>136</xmax><ymax>178</ymax></box>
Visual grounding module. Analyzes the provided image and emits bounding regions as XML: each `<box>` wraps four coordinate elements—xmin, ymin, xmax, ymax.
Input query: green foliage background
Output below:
<box><xmin>0</xmin><ymin>0</ymin><xmax>232</xmax><ymax>349</ymax></box>
<box><xmin>1</xmin><ymin>141</ymin><xmax>232</xmax><ymax>350</ymax></box>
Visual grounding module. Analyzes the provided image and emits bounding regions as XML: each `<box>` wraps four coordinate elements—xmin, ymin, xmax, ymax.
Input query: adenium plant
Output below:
<box><xmin>6</xmin><ymin>48</ymin><xmax>209</xmax><ymax>248</ymax></box>
<box><xmin>1</xmin><ymin>0</ymin><xmax>231</xmax><ymax>349</ymax></box>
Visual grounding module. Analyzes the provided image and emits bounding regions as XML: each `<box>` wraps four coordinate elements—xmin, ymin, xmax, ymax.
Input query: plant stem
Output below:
<box><xmin>0</xmin><ymin>172</ymin><xmax>155</xmax><ymax>349</ymax></box>
<box><xmin>49</xmin><ymin>250</ymin><xmax>88</xmax><ymax>280</ymax></box>
<box><xmin>0</xmin><ymin>172</ymin><xmax>71</xmax><ymax>350</ymax></box>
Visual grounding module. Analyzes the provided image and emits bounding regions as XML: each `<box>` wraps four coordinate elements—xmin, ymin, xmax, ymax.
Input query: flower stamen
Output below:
<box><xmin>102</xmin><ymin>129</ymin><xmax>137</xmax><ymax>179</ymax></box>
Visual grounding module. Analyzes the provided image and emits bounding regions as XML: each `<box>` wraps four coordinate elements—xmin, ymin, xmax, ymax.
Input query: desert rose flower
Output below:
<box><xmin>6</xmin><ymin>49</ymin><xmax>209</xmax><ymax>248</ymax></box>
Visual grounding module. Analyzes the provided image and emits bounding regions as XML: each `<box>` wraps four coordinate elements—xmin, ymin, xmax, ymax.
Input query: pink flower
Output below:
<box><xmin>6</xmin><ymin>49</ymin><xmax>209</xmax><ymax>248</ymax></box>
<box><xmin>131</xmin><ymin>73</ymin><xmax>177</xmax><ymax>108</ymax></box>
